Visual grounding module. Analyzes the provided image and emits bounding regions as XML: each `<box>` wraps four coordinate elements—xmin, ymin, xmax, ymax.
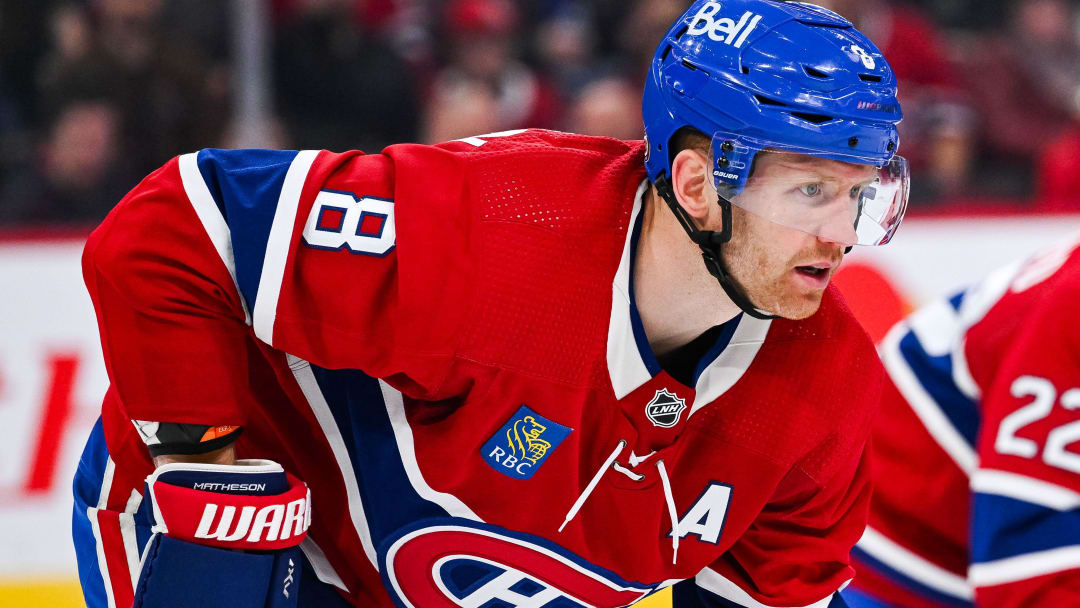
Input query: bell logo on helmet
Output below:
<box><xmin>686</xmin><ymin>1</ymin><xmax>763</xmax><ymax>48</ymax></box>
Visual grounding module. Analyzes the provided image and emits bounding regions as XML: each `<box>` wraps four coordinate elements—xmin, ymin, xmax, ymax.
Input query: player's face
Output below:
<box><xmin>721</xmin><ymin>153</ymin><xmax>874</xmax><ymax>319</ymax></box>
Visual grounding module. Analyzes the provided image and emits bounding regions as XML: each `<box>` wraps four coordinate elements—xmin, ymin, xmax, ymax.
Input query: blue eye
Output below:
<box><xmin>799</xmin><ymin>183</ymin><xmax>821</xmax><ymax>197</ymax></box>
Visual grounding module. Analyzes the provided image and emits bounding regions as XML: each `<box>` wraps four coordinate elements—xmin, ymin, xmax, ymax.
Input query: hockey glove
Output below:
<box><xmin>133</xmin><ymin>459</ymin><xmax>311</xmax><ymax>608</ymax></box>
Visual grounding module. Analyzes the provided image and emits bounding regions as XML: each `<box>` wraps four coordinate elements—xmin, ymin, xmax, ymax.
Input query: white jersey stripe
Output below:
<box><xmin>879</xmin><ymin>323</ymin><xmax>978</xmax><ymax>475</ymax></box>
<box><xmin>300</xmin><ymin>537</ymin><xmax>350</xmax><ymax>592</ymax></box>
<box><xmin>690</xmin><ymin>316</ymin><xmax>771</xmax><ymax>417</ymax></box>
<box><xmin>88</xmin><ymin>507</ymin><xmax>117</xmax><ymax>608</ymax></box>
<box><xmin>253</xmin><ymin>149</ymin><xmax>320</xmax><ymax>345</ymax></box>
<box><xmin>951</xmin><ymin>335</ymin><xmax>980</xmax><ymax>402</ymax></box>
<box><xmin>857</xmin><ymin>526</ymin><xmax>974</xmax><ymax>600</ymax></box>
<box><xmin>970</xmin><ymin>545</ymin><xmax>1080</xmax><ymax>587</ymax></box>
<box><xmin>380</xmin><ymin>381</ymin><xmax>481</xmax><ymax>520</ymax></box>
<box><xmin>971</xmin><ymin>469</ymin><xmax>1080</xmax><ymax>511</ymax></box>
<box><xmin>607</xmin><ymin>180</ymin><xmax>653</xmax><ymax>399</ymax></box>
<box><xmin>906</xmin><ymin>299</ymin><xmax>960</xmax><ymax>357</ymax></box>
<box><xmin>96</xmin><ymin>457</ymin><xmax>115</xmax><ymax>509</ymax></box>
<box><xmin>695</xmin><ymin>566</ymin><xmax>842</xmax><ymax>608</ymax></box>
<box><xmin>177</xmin><ymin>152</ymin><xmax>251</xmax><ymax>325</ymax></box>
<box><xmin>118</xmin><ymin>513</ymin><xmax>141</xmax><ymax>590</ymax></box>
<box><xmin>289</xmin><ymin>357</ymin><xmax>378</xmax><ymax>568</ymax></box>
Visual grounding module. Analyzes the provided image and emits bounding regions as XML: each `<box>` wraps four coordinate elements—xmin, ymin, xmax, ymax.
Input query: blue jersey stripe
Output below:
<box><xmin>195</xmin><ymin>148</ymin><xmax>299</xmax><ymax>311</ymax></box>
<box><xmin>305</xmin><ymin>365</ymin><xmax>670</xmax><ymax>603</ymax></box>
<box><xmin>71</xmin><ymin>418</ymin><xmax>111</xmax><ymax>608</ymax></box>
<box><xmin>850</xmin><ymin>547</ymin><xmax>974</xmax><ymax>608</ymax></box>
<box><xmin>947</xmin><ymin>290</ymin><xmax>965</xmax><ymax>312</ymax></box>
<box><xmin>842</xmin><ymin>587</ymin><xmax>905</xmax><ymax>608</ymax></box>
<box><xmin>897</xmin><ymin>331</ymin><xmax>980</xmax><ymax>447</ymax></box>
<box><xmin>693</xmin><ymin>314</ymin><xmax>742</xmax><ymax>384</ymax></box>
<box><xmin>972</xmin><ymin>491</ymin><xmax>1080</xmax><ymax>564</ymax></box>
<box><xmin>307</xmin><ymin>365</ymin><xmax>449</xmax><ymax>546</ymax></box>
<box><xmin>626</xmin><ymin>208</ymin><xmax>661</xmax><ymax>376</ymax></box>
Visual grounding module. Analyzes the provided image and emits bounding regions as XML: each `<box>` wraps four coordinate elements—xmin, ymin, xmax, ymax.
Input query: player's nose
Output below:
<box><xmin>811</xmin><ymin>224</ymin><xmax>856</xmax><ymax>248</ymax></box>
<box><xmin>814</xmin><ymin>206</ymin><xmax>858</xmax><ymax>247</ymax></box>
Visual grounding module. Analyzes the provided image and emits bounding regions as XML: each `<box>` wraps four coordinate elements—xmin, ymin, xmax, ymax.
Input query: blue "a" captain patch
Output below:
<box><xmin>481</xmin><ymin>406</ymin><xmax>572</xmax><ymax>480</ymax></box>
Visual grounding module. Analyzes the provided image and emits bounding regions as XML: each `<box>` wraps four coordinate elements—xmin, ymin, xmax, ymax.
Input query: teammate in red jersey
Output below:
<box><xmin>72</xmin><ymin>2</ymin><xmax>910</xmax><ymax>607</ymax></box>
<box><xmin>843</xmin><ymin>236</ymin><xmax>1080</xmax><ymax>608</ymax></box>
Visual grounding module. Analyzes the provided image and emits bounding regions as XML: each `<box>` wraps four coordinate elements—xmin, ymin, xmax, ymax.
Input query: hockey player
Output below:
<box><xmin>72</xmin><ymin>1</ymin><xmax>909</xmax><ymax>607</ymax></box>
<box><xmin>843</xmin><ymin>236</ymin><xmax>1080</xmax><ymax>608</ymax></box>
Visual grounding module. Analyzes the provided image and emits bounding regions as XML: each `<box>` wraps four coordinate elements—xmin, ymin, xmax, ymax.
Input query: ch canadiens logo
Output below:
<box><xmin>646</xmin><ymin>389</ymin><xmax>687</xmax><ymax>428</ymax></box>
<box><xmin>686</xmin><ymin>1</ymin><xmax>763</xmax><ymax>48</ymax></box>
<box><xmin>380</xmin><ymin>522</ymin><xmax>654</xmax><ymax>608</ymax></box>
<box><xmin>482</xmin><ymin>405</ymin><xmax>572</xmax><ymax>480</ymax></box>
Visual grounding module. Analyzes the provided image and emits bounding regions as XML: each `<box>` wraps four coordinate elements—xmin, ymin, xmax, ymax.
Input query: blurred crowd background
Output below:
<box><xmin>1</xmin><ymin>0</ymin><xmax>1080</xmax><ymax>226</ymax></box>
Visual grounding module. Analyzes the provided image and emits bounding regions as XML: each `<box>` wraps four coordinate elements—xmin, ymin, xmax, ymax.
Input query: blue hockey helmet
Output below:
<box><xmin>642</xmin><ymin>0</ymin><xmax>907</xmax><ymax>248</ymax></box>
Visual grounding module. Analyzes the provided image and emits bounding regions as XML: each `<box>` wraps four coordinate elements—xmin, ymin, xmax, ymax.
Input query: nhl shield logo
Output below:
<box><xmin>645</xmin><ymin>389</ymin><xmax>687</xmax><ymax>428</ymax></box>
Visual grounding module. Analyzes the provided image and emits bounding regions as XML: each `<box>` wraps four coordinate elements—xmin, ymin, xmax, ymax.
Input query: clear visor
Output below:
<box><xmin>721</xmin><ymin>151</ymin><xmax>909</xmax><ymax>247</ymax></box>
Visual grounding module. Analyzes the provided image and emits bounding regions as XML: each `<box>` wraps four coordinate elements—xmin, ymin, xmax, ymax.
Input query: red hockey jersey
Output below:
<box><xmin>846</xmin><ymin>236</ymin><xmax>1080</xmax><ymax>607</ymax></box>
<box><xmin>81</xmin><ymin>130</ymin><xmax>882</xmax><ymax>607</ymax></box>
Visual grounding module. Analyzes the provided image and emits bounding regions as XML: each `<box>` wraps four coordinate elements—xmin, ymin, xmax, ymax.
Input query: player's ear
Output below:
<box><xmin>670</xmin><ymin>148</ymin><xmax>712</xmax><ymax>221</ymax></box>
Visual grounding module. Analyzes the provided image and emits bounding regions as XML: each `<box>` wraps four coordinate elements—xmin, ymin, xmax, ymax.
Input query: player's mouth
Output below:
<box><xmin>793</xmin><ymin>262</ymin><xmax>833</xmax><ymax>289</ymax></box>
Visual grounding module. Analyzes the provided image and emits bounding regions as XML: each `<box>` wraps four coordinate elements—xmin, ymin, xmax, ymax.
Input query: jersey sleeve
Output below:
<box><xmin>968</xmin><ymin>279</ymin><xmax>1080</xmax><ymax>607</ymax></box>
<box><xmin>83</xmin><ymin>147</ymin><xmax>465</xmax><ymax>425</ymax></box>
<box><xmin>678</xmin><ymin>443</ymin><xmax>873</xmax><ymax>608</ymax></box>
<box><xmin>846</xmin><ymin>292</ymin><xmax>978</xmax><ymax>607</ymax></box>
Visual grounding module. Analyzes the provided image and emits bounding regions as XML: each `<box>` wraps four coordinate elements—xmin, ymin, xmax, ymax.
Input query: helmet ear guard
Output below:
<box><xmin>652</xmin><ymin>175</ymin><xmax>778</xmax><ymax>321</ymax></box>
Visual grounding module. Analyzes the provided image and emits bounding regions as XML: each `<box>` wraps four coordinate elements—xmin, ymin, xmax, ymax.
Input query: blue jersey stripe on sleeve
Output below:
<box><xmin>849</xmin><ymin>546</ymin><xmax>974</xmax><ymax>607</ymax></box>
<box><xmin>195</xmin><ymin>149</ymin><xmax>299</xmax><ymax>311</ymax></box>
<box><xmin>71</xmin><ymin>418</ymin><xmax>112</xmax><ymax>608</ymax></box>
<box><xmin>897</xmin><ymin>331</ymin><xmax>980</xmax><ymax>447</ymax></box>
<box><xmin>306</xmin><ymin>364</ymin><xmax>451</xmax><ymax>543</ymax></box>
<box><xmin>972</xmin><ymin>491</ymin><xmax>1080</xmax><ymax>564</ymax></box>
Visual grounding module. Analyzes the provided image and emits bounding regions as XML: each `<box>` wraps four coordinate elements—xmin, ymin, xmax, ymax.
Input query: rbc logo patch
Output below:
<box><xmin>482</xmin><ymin>406</ymin><xmax>572</xmax><ymax>480</ymax></box>
<box><xmin>645</xmin><ymin>389</ymin><xmax>686</xmax><ymax>428</ymax></box>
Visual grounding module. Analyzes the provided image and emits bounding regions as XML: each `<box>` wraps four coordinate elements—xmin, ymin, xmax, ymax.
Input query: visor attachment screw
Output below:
<box><xmin>717</xmin><ymin>157</ymin><xmax>730</xmax><ymax>168</ymax></box>
<box><xmin>721</xmin><ymin>141</ymin><xmax>734</xmax><ymax>153</ymax></box>
<box><xmin>887</xmin><ymin>140</ymin><xmax>895</xmax><ymax>152</ymax></box>
<box><xmin>848</xmin><ymin>137</ymin><xmax>859</xmax><ymax>147</ymax></box>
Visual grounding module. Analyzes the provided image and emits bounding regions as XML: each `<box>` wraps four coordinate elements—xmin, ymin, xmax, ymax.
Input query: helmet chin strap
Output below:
<box><xmin>653</xmin><ymin>177</ymin><xmax>779</xmax><ymax>321</ymax></box>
